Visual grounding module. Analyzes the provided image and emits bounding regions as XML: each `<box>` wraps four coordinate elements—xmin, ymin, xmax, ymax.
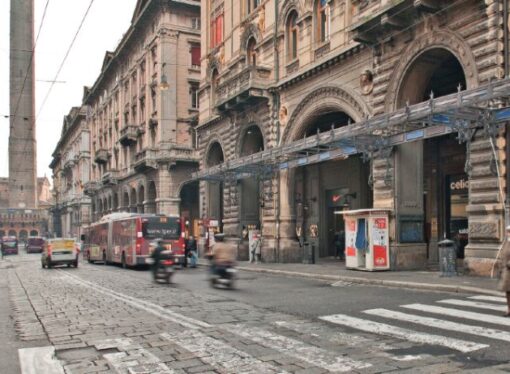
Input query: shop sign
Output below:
<box><xmin>371</xmin><ymin>217</ymin><xmax>388</xmax><ymax>268</ymax></box>
<box><xmin>345</xmin><ymin>218</ymin><xmax>356</xmax><ymax>257</ymax></box>
<box><xmin>326</xmin><ymin>188</ymin><xmax>349</xmax><ymax>208</ymax></box>
<box><xmin>449</xmin><ymin>174</ymin><xmax>469</xmax><ymax>193</ymax></box>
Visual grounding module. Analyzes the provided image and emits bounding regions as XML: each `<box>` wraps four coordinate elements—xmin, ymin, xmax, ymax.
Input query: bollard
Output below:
<box><xmin>302</xmin><ymin>242</ymin><xmax>309</xmax><ymax>264</ymax></box>
<box><xmin>438</xmin><ymin>238</ymin><xmax>457</xmax><ymax>277</ymax></box>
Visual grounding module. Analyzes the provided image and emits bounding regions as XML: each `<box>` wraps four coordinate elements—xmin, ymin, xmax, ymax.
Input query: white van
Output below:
<box><xmin>41</xmin><ymin>238</ymin><xmax>79</xmax><ymax>268</ymax></box>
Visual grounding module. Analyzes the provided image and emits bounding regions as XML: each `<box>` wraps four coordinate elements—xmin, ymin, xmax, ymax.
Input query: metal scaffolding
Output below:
<box><xmin>192</xmin><ymin>78</ymin><xmax>510</xmax><ymax>182</ymax></box>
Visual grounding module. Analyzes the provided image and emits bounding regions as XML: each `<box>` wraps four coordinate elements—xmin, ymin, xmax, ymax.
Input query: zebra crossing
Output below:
<box><xmin>318</xmin><ymin>294</ymin><xmax>509</xmax><ymax>354</ymax></box>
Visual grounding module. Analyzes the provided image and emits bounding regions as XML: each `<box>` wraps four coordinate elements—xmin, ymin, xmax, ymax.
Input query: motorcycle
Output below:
<box><xmin>210</xmin><ymin>261</ymin><xmax>237</xmax><ymax>289</ymax></box>
<box><xmin>151</xmin><ymin>251</ymin><xmax>174</xmax><ymax>284</ymax></box>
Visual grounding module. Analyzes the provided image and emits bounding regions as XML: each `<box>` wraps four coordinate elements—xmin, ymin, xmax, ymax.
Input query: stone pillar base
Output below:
<box><xmin>390</xmin><ymin>243</ymin><xmax>427</xmax><ymax>270</ymax></box>
<box><xmin>464</xmin><ymin>257</ymin><xmax>499</xmax><ymax>277</ymax></box>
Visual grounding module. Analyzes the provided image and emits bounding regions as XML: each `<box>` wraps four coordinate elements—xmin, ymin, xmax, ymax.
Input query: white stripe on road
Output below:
<box><xmin>469</xmin><ymin>295</ymin><xmax>507</xmax><ymax>304</ymax></box>
<box><xmin>228</xmin><ymin>325</ymin><xmax>371</xmax><ymax>372</ymax></box>
<box><xmin>403</xmin><ymin>304</ymin><xmax>510</xmax><ymax>327</ymax></box>
<box><xmin>19</xmin><ymin>346</ymin><xmax>64</xmax><ymax>374</ymax></box>
<box><xmin>438</xmin><ymin>299</ymin><xmax>507</xmax><ymax>312</ymax></box>
<box><xmin>365</xmin><ymin>308</ymin><xmax>510</xmax><ymax>343</ymax></box>
<box><xmin>274</xmin><ymin>320</ymin><xmax>423</xmax><ymax>362</ymax></box>
<box><xmin>161</xmin><ymin>331</ymin><xmax>288</xmax><ymax>373</ymax></box>
<box><xmin>319</xmin><ymin>314</ymin><xmax>487</xmax><ymax>353</ymax></box>
<box><xmin>59</xmin><ymin>270</ymin><xmax>212</xmax><ymax>330</ymax></box>
<box><xmin>104</xmin><ymin>350</ymin><xmax>174</xmax><ymax>374</ymax></box>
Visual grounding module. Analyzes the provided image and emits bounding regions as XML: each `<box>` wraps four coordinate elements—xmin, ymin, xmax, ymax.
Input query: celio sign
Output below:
<box><xmin>450</xmin><ymin>178</ymin><xmax>469</xmax><ymax>191</ymax></box>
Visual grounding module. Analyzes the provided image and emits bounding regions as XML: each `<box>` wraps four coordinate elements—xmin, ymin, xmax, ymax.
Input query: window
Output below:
<box><xmin>316</xmin><ymin>0</ymin><xmax>330</xmax><ymax>43</ymax></box>
<box><xmin>210</xmin><ymin>13</ymin><xmax>223</xmax><ymax>49</ymax></box>
<box><xmin>246</xmin><ymin>0</ymin><xmax>261</xmax><ymax>14</ymax></box>
<box><xmin>190</xmin><ymin>44</ymin><xmax>201</xmax><ymax>68</ymax></box>
<box><xmin>247</xmin><ymin>37</ymin><xmax>257</xmax><ymax>66</ymax></box>
<box><xmin>287</xmin><ymin>11</ymin><xmax>298</xmax><ymax>60</ymax></box>
<box><xmin>190</xmin><ymin>83</ymin><xmax>199</xmax><ymax>109</ymax></box>
<box><xmin>191</xmin><ymin>17</ymin><xmax>201</xmax><ymax>30</ymax></box>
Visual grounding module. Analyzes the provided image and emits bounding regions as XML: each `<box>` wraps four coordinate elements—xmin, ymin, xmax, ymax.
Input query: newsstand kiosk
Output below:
<box><xmin>338</xmin><ymin>209</ymin><xmax>391</xmax><ymax>271</ymax></box>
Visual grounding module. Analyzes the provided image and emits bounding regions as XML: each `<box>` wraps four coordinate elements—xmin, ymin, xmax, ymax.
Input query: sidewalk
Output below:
<box><xmin>200</xmin><ymin>258</ymin><xmax>503</xmax><ymax>296</ymax></box>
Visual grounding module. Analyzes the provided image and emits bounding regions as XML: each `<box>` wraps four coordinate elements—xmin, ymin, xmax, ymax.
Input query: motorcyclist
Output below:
<box><xmin>211</xmin><ymin>233</ymin><xmax>236</xmax><ymax>275</ymax></box>
<box><xmin>150</xmin><ymin>238</ymin><xmax>166</xmax><ymax>280</ymax></box>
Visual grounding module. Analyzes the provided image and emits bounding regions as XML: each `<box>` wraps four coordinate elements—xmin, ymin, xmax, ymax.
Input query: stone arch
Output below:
<box><xmin>113</xmin><ymin>192</ymin><xmax>119</xmax><ymax>211</ymax></box>
<box><xmin>138</xmin><ymin>184</ymin><xmax>146</xmax><ymax>214</ymax></box>
<box><xmin>204</xmin><ymin>139</ymin><xmax>225</xmax><ymax>167</ymax></box>
<box><xmin>30</xmin><ymin>230</ymin><xmax>38</xmax><ymax>237</ymax></box>
<box><xmin>384</xmin><ymin>30</ymin><xmax>478</xmax><ymax>112</ymax></box>
<box><xmin>19</xmin><ymin>230</ymin><xmax>28</xmax><ymax>240</ymax></box>
<box><xmin>147</xmin><ymin>181</ymin><xmax>157</xmax><ymax>214</ymax></box>
<box><xmin>278</xmin><ymin>0</ymin><xmax>302</xmax><ymax>33</ymax></box>
<box><xmin>8</xmin><ymin>230</ymin><xmax>16</xmax><ymax>237</ymax></box>
<box><xmin>283</xmin><ymin>86</ymin><xmax>368</xmax><ymax>143</ymax></box>
<box><xmin>241</xmin><ymin>23</ymin><xmax>262</xmax><ymax>50</ymax></box>
<box><xmin>123</xmin><ymin>191</ymin><xmax>130</xmax><ymax>211</ymax></box>
<box><xmin>98</xmin><ymin>199</ymin><xmax>103</xmax><ymax>214</ymax></box>
<box><xmin>130</xmin><ymin>187</ymin><xmax>137</xmax><ymax>213</ymax></box>
<box><xmin>237</xmin><ymin>123</ymin><xmax>265</xmax><ymax>157</ymax></box>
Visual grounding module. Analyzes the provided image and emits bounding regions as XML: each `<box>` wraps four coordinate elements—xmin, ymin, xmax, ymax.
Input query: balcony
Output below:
<box><xmin>119</xmin><ymin>125</ymin><xmax>138</xmax><ymax>146</ymax></box>
<box><xmin>350</xmin><ymin>0</ymin><xmax>444</xmax><ymax>45</ymax></box>
<box><xmin>134</xmin><ymin>149</ymin><xmax>158</xmax><ymax>172</ymax></box>
<box><xmin>94</xmin><ymin>148</ymin><xmax>109</xmax><ymax>164</ymax></box>
<box><xmin>215</xmin><ymin>65</ymin><xmax>271</xmax><ymax>111</ymax></box>
<box><xmin>83</xmin><ymin>181</ymin><xmax>100</xmax><ymax>196</ymax></box>
<box><xmin>101</xmin><ymin>170</ymin><xmax>120</xmax><ymax>186</ymax></box>
<box><xmin>158</xmin><ymin>143</ymin><xmax>200</xmax><ymax>164</ymax></box>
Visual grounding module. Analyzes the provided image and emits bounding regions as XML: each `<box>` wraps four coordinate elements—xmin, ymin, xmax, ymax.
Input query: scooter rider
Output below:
<box><xmin>151</xmin><ymin>238</ymin><xmax>166</xmax><ymax>280</ymax></box>
<box><xmin>211</xmin><ymin>233</ymin><xmax>236</xmax><ymax>273</ymax></box>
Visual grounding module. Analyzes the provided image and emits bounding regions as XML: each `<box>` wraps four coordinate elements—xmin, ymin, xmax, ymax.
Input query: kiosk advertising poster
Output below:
<box><xmin>345</xmin><ymin>218</ymin><xmax>357</xmax><ymax>268</ymax></box>
<box><xmin>370</xmin><ymin>217</ymin><xmax>389</xmax><ymax>269</ymax></box>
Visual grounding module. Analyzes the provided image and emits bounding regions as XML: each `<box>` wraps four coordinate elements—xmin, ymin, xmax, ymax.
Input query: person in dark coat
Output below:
<box><xmin>150</xmin><ymin>238</ymin><xmax>165</xmax><ymax>280</ymax></box>
<box><xmin>184</xmin><ymin>235</ymin><xmax>197</xmax><ymax>268</ymax></box>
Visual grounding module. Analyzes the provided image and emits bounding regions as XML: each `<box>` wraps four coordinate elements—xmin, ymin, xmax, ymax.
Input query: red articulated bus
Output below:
<box><xmin>85</xmin><ymin>213</ymin><xmax>186</xmax><ymax>268</ymax></box>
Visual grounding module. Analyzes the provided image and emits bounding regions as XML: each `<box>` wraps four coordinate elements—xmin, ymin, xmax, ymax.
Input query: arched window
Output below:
<box><xmin>286</xmin><ymin>11</ymin><xmax>298</xmax><ymax>60</ymax></box>
<box><xmin>316</xmin><ymin>0</ymin><xmax>330</xmax><ymax>44</ymax></box>
<box><xmin>246</xmin><ymin>0</ymin><xmax>261</xmax><ymax>15</ymax></box>
<box><xmin>247</xmin><ymin>37</ymin><xmax>257</xmax><ymax>66</ymax></box>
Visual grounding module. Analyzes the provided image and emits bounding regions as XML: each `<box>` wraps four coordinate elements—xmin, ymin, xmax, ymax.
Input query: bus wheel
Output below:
<box><xmin>121</xmin><ymin>253</ymin><xmax>127</xmax><ymax>269</ymax></box>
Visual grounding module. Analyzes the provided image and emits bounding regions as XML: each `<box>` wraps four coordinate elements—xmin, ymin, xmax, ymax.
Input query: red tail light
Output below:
<box><xmin>47</xmin><ymin>245</ymin><xmax>52</xmax><ymax>256</ymax></box>
<box><xmin>162</xmin><ymin>260</ymin><xmax>173</xmax><ymax>266</ymax></box>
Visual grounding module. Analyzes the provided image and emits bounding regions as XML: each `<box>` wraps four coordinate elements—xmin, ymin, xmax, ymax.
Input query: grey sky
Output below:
<box><xmin>0</xmin><ymin>0</ymin><xmax>137</xmax><ymax>179</ymax></box>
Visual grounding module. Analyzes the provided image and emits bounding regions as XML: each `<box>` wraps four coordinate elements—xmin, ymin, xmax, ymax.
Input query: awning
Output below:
<box><xmin>193</xmin><ymin>78</ymin><xmax>510</xmax><ymax>181</ymax></box>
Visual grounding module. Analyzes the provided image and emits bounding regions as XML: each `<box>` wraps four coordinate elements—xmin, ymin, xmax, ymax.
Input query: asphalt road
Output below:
<box><xmin>2</xmin><ymin>252</ymin><xmax>510</xmax><ymax>373</ymax></box>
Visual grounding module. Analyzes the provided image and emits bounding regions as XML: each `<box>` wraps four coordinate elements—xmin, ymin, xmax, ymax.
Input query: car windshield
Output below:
<box><xmin>2</xmin><ymin>241</ymin><xmax>17</xmax><ymax>248</ymax></box>
<box><xmin>142</xmin><ymin>217</ymin><xmax>181</xmax><ymax>240</ymax></box>
<box><xmin>28</xmin><ymin>238</ymin><xmax>44</xmax><ymax>246</ymax></box>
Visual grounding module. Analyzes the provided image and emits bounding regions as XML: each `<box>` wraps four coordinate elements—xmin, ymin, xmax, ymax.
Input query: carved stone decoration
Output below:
<box><xmin>240</xmin><ymin>23</ymin><xmax>262</xmax><ymax>50</ymax></box>
<box><xmin>469</xmin><ymin>220</ymin><xmax>500</xmax><ymax>240</ymax></box>
<box><xmin>279</xmin><ymin>106</ymin><xmax>288</xmax><ymax>125</ymax></box>
<box><xmin>360</xmin><ymin>70</ymin><xmax>374</xmax><ymax>95</ymax></box>
<box><xmin>258</xmin><ymin>5</ymin><xmax>266</xmax><ymax>33</ymax></box>
<box><xmin>219</xmin><ymin>46</ymin><xmax>225</xmax><ymax>66</ymax></box>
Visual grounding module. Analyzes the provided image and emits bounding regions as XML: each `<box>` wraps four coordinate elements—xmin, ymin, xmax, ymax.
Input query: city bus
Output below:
<box><xmin>84</xmin><ymin>213</ymin><xmax>186</xmax><ymax>268</ymax></box>
<box><xmin>83</xmin><ymin>222</ymin><xmax>109</xmax><ymax>263</ymax></box>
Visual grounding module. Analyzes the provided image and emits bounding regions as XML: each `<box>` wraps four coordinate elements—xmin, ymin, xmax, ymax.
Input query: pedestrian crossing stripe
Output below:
<box><xmin>319</xmin><ymin>314</ymin><xmax>488</xmax><ymax>353</ymax></box>
<box><xmin>228</xmin><ymin>324</ymin><xmax>372</xmax><ymax>372</ymax></box>
<box><xmin>438</xmin><ymin>299</ymin><xmax>507</xmax><ymax>312</ymax></box>
<box><xmin>403</xmin><ymin>304</ymin><xmax>510</xmax><ymax>327</ymax></box>
<box><xmin>364</xmin><ymin>308</ymin><xmax>510</xmax><ymax>342</ymax></box>
<box><xmin>160</xmin><ymin>331</ymin><xmax>289</xmax><ymax>373</ymax></box>
<box><xmin>469</xmin><ymin>295</ymin><xmax>507</xmax><ymax>303</ymax></box>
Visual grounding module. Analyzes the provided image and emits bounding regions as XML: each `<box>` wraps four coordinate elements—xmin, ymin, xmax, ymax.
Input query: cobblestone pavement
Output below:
<box><xmin>4</xmin><ymin>254</ymin><xmax>510</xmax><ymax>374</ymax></box>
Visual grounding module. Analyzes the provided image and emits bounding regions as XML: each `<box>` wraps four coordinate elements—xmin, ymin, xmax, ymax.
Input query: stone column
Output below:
<box><xmin>276</xmin><ymin>169</ymin><xmax>301</xmax><ymax>262</ymax></box>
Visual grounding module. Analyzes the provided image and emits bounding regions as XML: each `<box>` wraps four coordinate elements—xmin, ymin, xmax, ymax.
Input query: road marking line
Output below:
<box><xmin>365</xmin><ymin>308</ymin><xmax>510</xmax><ymax>342</ymax></box>
<box><xmin>58</xmin><ymin>270</ymin><xmax>212</xmax><ymax>330</ymax></box>
<box><xmin>468</xmin><ymin>295</ymin><xmax>507</xmax><ymax>303</ymax></box>
<box><xmin>274</xmin><ymin>320</ymin><xmax>423</xmax><ymax>362</ymax></box>
<box><xmin>19</xmin><ymin>346</ymin><xmax>65</xmax><ymax>374</ymax></box>
<box><xmin>438</xmin><ymin>299</ymin><xmax>507</xmax><ymax>312</ymax></box>
<box><xmin>161</xmin><ymin>331</ymin><xmax>288</xmax><ymax>373</ymax></box>
<box><xmin>228</xmin><ymin>325</ymin><xmax>372</xmax><ymax>372</ymax></box>
<box><xmin>402</xmin><ymin>304</ymin><xmax>510</xmax><ymax>327</ymax></box>
<box><xmin>319</xmin><ymin>314</ymin><xmax>487</xmax><ymax>353</ymax></box>
<box><xmin>104</xmin><ymin>350</ymin><xmax>174</xmax><ymax>374</ymax></box>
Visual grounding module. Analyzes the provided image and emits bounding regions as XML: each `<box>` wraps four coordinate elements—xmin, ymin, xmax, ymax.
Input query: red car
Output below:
<box><xmin>26</xmin><ymin>237</ymin><xmax>45</xmax><ymax>254</ymax></box>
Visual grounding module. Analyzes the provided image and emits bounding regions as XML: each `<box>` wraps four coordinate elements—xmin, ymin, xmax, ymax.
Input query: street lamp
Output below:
<box><xmin>159</xmin><ymin>62</ymin><xmax>169</xmax><ymax>91</ymax></box>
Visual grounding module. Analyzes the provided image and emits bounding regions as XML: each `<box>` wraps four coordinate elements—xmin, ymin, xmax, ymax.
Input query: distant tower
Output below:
<box><xmin>9</xmin><ymin>0</ymin><xmax>37</xmax><ymax>209</ymax></box>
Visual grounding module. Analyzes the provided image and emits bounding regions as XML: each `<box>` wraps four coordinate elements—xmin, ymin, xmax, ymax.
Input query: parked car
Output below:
<box><xmin>26</xmin><ymin>237</ymin><xmax>45</xmax><ymax>254</ymax></box>
<box><xmin>41</xmin><ymin>238</ymin><xmax>78</xmax><ymax>268</ymax></box>
<box><xmin>1</xmin><ymin>236</ymin><xmax>18</xmax><ymax>255</ymax></box>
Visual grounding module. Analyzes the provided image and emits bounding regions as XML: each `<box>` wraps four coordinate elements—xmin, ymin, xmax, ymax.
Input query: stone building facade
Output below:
<box><xmin>49</xmin><ymin>107</ymin><xmax>91</xmax><ymax>239</ymax></box>
<box><xmin>196</xmin><ymin>0</ymin><xmax>508</xmax><ymax>275</ymax></box>
<box><xmin>83</xmin><ymin>0</ymin><xmax>201</xmax><ymax>228</ymax></box>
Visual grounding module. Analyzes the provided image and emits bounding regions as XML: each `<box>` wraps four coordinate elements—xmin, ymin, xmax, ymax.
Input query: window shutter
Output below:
<box><xmin>216</xmin><ymin>14</ymin><xmax>223</xmax><ymax>45</ymax></box>
<box><xmin>191</xmin><ymin>45</ymin><xmax>201</xmax><ymax>67</ymax></box>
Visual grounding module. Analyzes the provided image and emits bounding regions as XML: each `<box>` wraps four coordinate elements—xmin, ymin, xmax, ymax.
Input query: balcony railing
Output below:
<box><xmin>94</xmin><ymin>148</ymin><xmax>109</xmax><ymax>164</ymax></box>
<box><xmin>101</xmin><ymin>170</ymin><xmax>120</xmax><ymax>186</ymax></box>
<box><xmin>119</xmin><ymin>125</ymin><xmax>138</xmax><ymax>146</ymax></box>
<box><xmin>350</xmin><ymin>0</ymin><xmax>444</xmax><ymax>45</ymax></box>
<box><xmin>83</xmin><ymin>181</ymin><xmax>100</xmax><ymax>196</ymax></box>
<box><xmin>158</xmin><ymin>143</ymin><xmax>200</xmax><ymax>164</ymax></box>
<box><xmin>134</xmin><ymin>149</ymin><xmax>158</xmax><ymax>172</ymax></box>
<box><xmin>215</xmin><ymin>65</ymin><xmax>271</xmax><ymax>111</ymax></box>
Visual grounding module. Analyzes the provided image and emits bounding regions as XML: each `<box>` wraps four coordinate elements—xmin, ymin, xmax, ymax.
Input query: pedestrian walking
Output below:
<box><xmin>499</xmin><ymin>227</ymin><xmax>510</xmax><ymax>316</ymax></box>
<box><xmin>334</xmin><ymin>229</ymin><xmax>345</xmax><ymax>260</ymax></box>
<box><xmin>186</xmin><ymin>235</ymin><xmax>198</xmax><ymax>268</ymax></box>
